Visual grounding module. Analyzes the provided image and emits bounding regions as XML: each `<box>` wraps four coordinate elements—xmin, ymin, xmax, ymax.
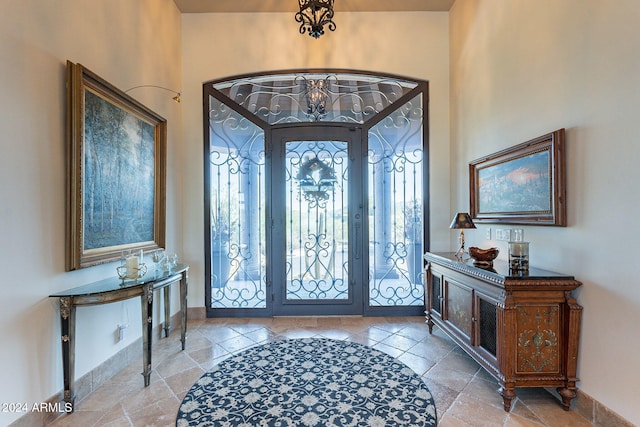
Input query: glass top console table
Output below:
<box><xmin>49</xmin><ymin>264</ymin><xmax>189</xmax><ymax>410</ymax></box>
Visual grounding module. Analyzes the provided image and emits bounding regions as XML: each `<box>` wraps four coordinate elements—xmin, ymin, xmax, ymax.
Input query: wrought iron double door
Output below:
<box><xmin>269</xmin><ymin>126</ymin><xmax>365</xmax><ymax>315</ymax></box>
<box><xmin>205</xmin><ymin>71</ymin><xmax>427</xmax><ymax>318</ymax></box>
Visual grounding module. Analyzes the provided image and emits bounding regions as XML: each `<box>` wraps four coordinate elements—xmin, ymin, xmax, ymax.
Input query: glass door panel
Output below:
<box><xmin>367</xmin><ymin>94</ymin><xmax>425</xmax><ymax>308</ymax></box>
<box><xmin>285</xmin><ymin>140</ymin><xmax>349</xmax><ymax>302</ymax></box>
<box><xmin>207</xmin><ymin>95</ymin><xmax>267</xmax><ymax>312</ymax></box>
<box><xmin>271</xmin><ymin>127</ymin><xmax>363</xmax><ymax>316</ymax></box>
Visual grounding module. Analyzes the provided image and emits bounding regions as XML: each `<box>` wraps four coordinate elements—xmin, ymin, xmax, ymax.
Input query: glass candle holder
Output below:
<box><xmin>152</xmin><ymin>249</ymin><xmax>165</xmax><ymax>265</ymax></box>
<box><xmin>509</xmin><ymin>241</ymin><xmax>529</xmax><ymax>272</ymax></box>
<box><xmin>119</xmin><ymin>249</ymin><xmax>146</xmax><ymax>279</ymax></box>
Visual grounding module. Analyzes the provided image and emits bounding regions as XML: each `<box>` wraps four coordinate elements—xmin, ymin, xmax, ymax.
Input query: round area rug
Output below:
<box><xmin>176</xmin><ymin>338</ymin><xmax>437</xmax><ymax>426</ymax></box>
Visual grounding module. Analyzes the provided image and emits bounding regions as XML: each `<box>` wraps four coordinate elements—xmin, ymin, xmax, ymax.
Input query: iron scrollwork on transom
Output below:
<box><xmin>211</xmin><ymin>73</ymin><xmax>418</xmax><ymax>125</ymax></box>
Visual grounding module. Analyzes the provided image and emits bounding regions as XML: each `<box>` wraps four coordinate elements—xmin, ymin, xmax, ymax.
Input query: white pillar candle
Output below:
<box><xmin>509</xmin><ymin>242</ymin><xmax>527</xmax><ymax>256</ymax></box>
<box><xmin>125</xmin><ymin>255</ymin><xmax>139</xmax><ymax>279</ymax></box>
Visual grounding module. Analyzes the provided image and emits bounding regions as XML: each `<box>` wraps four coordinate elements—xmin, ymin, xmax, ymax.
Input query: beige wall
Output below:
<box><xmin>180</xmin><ymin>11</ymin><xmax>451</xmax><ymax>306</ymax></box>
<box><xmin>0</xmin><ymin>1</ymin><xmax>182</xmax><ymax>424</ymax></box>
<box><xmin>450</xmin><ymin>0</ymin><xmax>640</xmax><ymax>424</ymax></box>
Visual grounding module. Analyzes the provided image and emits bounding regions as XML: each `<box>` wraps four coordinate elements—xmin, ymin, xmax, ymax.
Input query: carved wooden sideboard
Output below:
<box><xmin>424</xmin><ymin>252</ymin><xmax>582</xmax><ymax>412</ymax></box>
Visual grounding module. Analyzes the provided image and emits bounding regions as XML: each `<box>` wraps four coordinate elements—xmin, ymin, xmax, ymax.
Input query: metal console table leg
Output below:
<box><xmin>59</xmin><ymin>297</ymin><xmax>76</xmax><ymax>410</ymax></box>
<box><xmin>141</xmin><ymin>284</ymin><xmax>154</xmax><ymax>386</ymax></box>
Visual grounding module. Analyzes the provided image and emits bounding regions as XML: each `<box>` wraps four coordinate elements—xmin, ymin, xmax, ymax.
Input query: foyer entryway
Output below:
<box><xmin>203</xmin><ymin>70</ymin><xmax>429</xmax><ymax>317</ymax></box>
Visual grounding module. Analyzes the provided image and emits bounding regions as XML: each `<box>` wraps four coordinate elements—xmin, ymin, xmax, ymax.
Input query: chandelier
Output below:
<box><xmin>304</xmin><ymin>78</ymin><xmax>329</xmax><ymax>121</ymax></box>
<box><xmin>295</xmin><ymin>0</ymin><xmax>336</xmax><ymax>39</ymax></box>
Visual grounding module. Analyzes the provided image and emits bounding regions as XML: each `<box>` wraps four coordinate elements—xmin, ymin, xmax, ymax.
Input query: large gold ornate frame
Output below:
<box><xmin>66</xmin><ymin>61</ymin><xmax>167</xmax><ymax>270</ymax></box>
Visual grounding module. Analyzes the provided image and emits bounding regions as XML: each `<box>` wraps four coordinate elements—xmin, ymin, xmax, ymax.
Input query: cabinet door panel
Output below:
<box><xmin>444</xmin><ymin>279</ymin><xmax>472</xmax><ymax>340</ymax></box>
<box><xmin>476</xmin><ymin>293</ymin><xmax>498</xmax><ymax>360</ymax></box>
<box><xmin>429</xmin><ymin>273</ymin><xmax>442</xmax><ymax>316</ymax></box>
<box><xmin>516</xmin><ymin>305</ymin><xmax>561</xmax><ymax>374</ymax></box>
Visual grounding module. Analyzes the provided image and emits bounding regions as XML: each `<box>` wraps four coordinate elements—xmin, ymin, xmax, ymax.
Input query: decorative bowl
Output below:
<box><xmin>469</xmin><ymin>247</ymin><xmax>499</xmax><ymax>267</ymax></box>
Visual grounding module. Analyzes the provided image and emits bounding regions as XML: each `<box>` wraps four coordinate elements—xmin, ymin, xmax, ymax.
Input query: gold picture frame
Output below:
<box><xmin>66</xmin><ymin>61</ymin><xmax>166</xmax><ymax>270</ymax></box>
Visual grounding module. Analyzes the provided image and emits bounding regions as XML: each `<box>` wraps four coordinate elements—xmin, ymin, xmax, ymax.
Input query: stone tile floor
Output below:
<box><xmin>49</xmin><ymin>316</ymin><xmax>595</xmax><ymax>426</ymax></box>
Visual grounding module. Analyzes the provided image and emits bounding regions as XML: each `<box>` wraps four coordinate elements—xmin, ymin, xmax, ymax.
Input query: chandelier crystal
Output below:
<box><xmin>295</xmin><ymin>0</ymin><xmax>336</xmax><ymax>39</ymax></box>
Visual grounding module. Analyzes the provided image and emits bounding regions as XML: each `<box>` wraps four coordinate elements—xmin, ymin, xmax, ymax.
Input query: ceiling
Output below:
<box><xmin>173</xmin><ymin>0</ymin><xmax>455</xmax><ymax>13</ymax></box>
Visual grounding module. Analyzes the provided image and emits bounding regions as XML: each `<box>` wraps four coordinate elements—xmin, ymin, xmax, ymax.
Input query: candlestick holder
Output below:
<box><xmin>508</xmin><ymin>241</ymin><xmax>529</xmax><ymax>272</ymax></box>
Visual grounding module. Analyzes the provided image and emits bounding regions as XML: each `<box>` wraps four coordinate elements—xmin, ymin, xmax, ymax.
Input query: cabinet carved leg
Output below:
<box><xmin>557</xmin><ymin>387</ymin><xmax>576</xmax><ymax>411</ymax></box>
<box><xmin>499</xmin><ymin>387</ymin><xmax>516</xmax><ymax>412</ymax></box>
<box><xmin>425</xmin><ymin>313</ymin><xmax>434</xmax><ymax>333</ymax></box>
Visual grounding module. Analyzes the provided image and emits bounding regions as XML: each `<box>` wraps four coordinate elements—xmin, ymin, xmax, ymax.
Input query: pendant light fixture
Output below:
<box><xmin>295</xmin><ymin>0</ymin><xmax>336</xmax><ymax>39</ymax></box>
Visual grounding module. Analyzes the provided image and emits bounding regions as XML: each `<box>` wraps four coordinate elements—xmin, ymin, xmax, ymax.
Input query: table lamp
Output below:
<box><xmin>450</xmin><ymin>212</ymin><xmax>476</xmax><ymax>259</ymax></box>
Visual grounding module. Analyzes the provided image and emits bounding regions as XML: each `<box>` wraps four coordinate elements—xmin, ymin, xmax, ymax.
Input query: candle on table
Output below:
<box><xmin>125</xmin><ymin>255</ymin><xmax>139</xmax><ymax>279</ymax></box>
<box><xmin>509</xmin><ymin>241</ymin><xmax>529</xmax><ymax>271</ymax></box>
<box><xmin>510</xmin><ymin>242</ymin><xmax>527</xmax><ymax>256</ymax></box>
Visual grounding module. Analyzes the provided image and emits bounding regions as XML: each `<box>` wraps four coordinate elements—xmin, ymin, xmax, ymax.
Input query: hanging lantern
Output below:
<box><xmin>295</xmin><ymin>0</ymin><xmax>336</xmax><ymax>39</ymax></box>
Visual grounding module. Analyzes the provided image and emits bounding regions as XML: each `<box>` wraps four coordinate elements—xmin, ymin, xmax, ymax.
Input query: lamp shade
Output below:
<box><xmin>449</xmin><ymin>212</ymin><xmax>476</xmax><ymax>229</ymax></box>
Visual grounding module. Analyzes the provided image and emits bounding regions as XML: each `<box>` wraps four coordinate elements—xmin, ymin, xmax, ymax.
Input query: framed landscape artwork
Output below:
<box><xmin>66</xmin><ymin>61</ymin><xmax>167</xmax><ymax>270</ymax></box>
<box><xmin>469</xmin><ymin>129</ymin><xmax>566</xmax><ymax>226</ymax></box>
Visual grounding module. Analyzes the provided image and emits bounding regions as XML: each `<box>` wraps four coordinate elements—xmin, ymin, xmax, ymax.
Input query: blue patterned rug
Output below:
<box><xmin>176</xmin><ymin>338</ymin><xmax>437</xmax><ymax>426</ymax></box>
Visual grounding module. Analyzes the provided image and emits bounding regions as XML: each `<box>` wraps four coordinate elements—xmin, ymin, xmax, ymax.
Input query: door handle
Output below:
<box><xmin>354</xmin><ymin>213</ymin><xmax>361</xmax><ymax>260</ymax></box>
<box><xmin>355</xmin><ymin>222</ymin><xmax>361</xmax><ymax>259</ymax></box>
